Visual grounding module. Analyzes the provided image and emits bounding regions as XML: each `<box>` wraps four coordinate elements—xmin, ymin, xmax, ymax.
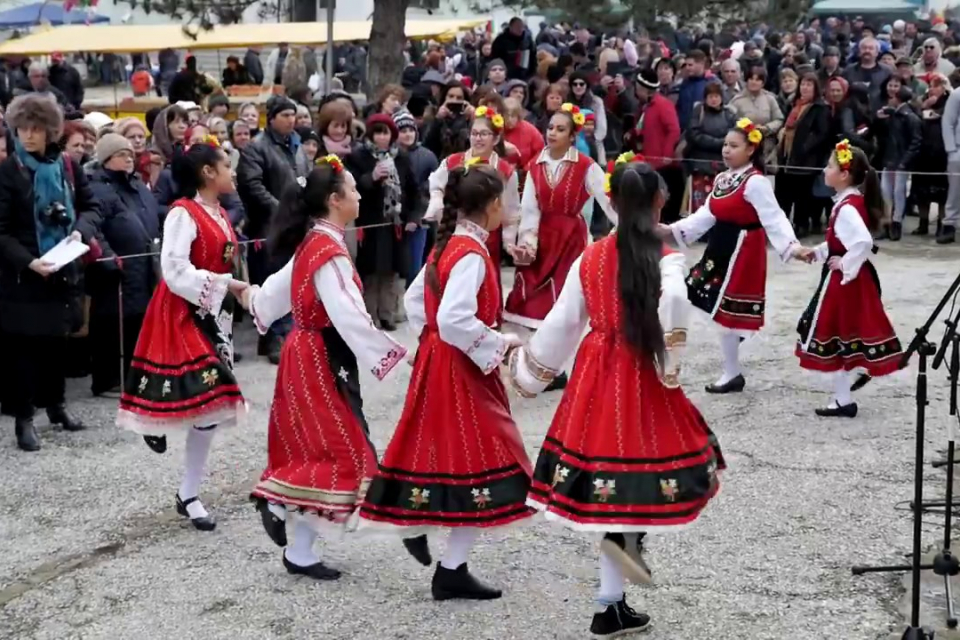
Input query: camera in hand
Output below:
<box><xmin>448</xmin><ymin>102</ymin><xmax>465</xmax><ymax>115</ymax></box>
<box><xmin>41</xmin><ymin>202</ymin><xmax>70</xmax><ymax>228</ymax></box>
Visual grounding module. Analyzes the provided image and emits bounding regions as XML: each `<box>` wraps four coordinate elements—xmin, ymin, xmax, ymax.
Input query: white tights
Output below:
<box><xmin>831</xmin><ymin>370</ymin><xmax>853</xmax><ymax>407</ymax></box>
<box><xmin>179</xmin><ymin>426</ymin><xmax>216</xmax><ymax>519</ymax></box>
<box><xmin>715</xmin><ymin>331</ymin><xmax>742</xmax><ymax>385</ymax></box>
<box><xmin>598</xmin><ymin>546</ymin><xmax>625</xmax><ymax>606</ymax></box>
<box><xmin>441</xmin><ymin>528</ymin><xmax>480</xmax><ymax>570</ymax></box>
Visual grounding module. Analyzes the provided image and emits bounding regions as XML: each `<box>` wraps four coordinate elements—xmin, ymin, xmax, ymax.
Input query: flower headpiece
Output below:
<box><xmin>185</xmin><ymin>133</ymin><xmax>220</xmax><ymax>152</ymax></box>
<box><xmin>560</xmin><ymin>103</ymin><xmax>586</xmax><ymax>132</ymax></box>
<box><xmin>317</xmin><ymin>154</ymin><xmax>344</xmax><ymax>173</ymax></box>
<box><xmin>736</xmin><ymin>117</ymin><xmax>763</xmax><ymax>145</ymax></box>
<box><xmin>464</xmin><ymin>156</ymin><xmax>488</xmax><ymax>173</ymax></box>
<box><xmin>834</xmin><ymin>139</ymin><xmax>853</xmax><ymax>171</ymax></box>
<box><xmin>603</xmin><ymin>151</ymin><xmax>645</xmax><ymax>196</ymax></box>
<box><xmin>473</xmin><ymin>105</ymin><xmax>505</xmax><ymax>132</ymax></box>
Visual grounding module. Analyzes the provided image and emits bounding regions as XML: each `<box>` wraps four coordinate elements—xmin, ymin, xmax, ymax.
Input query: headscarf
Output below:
<box><xmin>150</xmin><ymin>105</ymin><xmax>181</xmax><ymax>164</ymax></box>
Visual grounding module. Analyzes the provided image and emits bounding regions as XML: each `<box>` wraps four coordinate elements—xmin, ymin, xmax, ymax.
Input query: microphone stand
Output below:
<box><xmin>850</xmin><ymin>270</ymin><xmax>960</xmax><ymax>639</ymax></box>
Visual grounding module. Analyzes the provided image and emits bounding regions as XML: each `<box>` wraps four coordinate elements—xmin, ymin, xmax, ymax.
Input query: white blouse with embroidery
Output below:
<box><xmin>670</xmin><ymin>165</ymin><xmax>799</xmax><ymax>262</ymax></box>
<box><xmin>161</xmin><ymin>197</ymin><xmax>234</xmax><ymax>318</ymax></box>
<box><xmin>518</xmin><ymin>148</ymin><xmax>617</xmax><ymax>250</ymax></box>
<box><xmin>812</xmin><ymin>187</ymin><xmax>875</xmax><ymax>285</ymax></box>
<box><xmin>509</xmin><ymin>250</ymin><xmax>690</xmax><ymax>395</ymax></box>
<box><xmin>404</xmin><ymin>220</ymin><xmax>511</xmax><ymax>375</ymax></box>
<box><xmin>248</xmin><ymin>221</ymin><xmax>407</xmax><ymax>381</ymax></box>
<box><xmin>423</xmin><ymin>151</ymin><xmax>522</xmax><ymax>247</ymax></box>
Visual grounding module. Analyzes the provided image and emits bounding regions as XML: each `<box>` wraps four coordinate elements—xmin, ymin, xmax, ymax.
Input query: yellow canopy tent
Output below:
<box><xmin>0</xmin><ymin>18</ymin><xmax>485</xmax><ymax>55</ymax></box>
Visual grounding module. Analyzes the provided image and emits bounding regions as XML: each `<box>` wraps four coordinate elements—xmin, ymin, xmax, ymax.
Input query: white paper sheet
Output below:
<box><xmin>40</xmin><ymin>237</ymin><xmax>89</xmax><ymax>272</ymax></box>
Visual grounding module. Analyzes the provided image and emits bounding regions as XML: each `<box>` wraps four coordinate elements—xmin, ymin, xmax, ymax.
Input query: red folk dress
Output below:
<box><xmin>248</xmin><ymin>222</ymin><xmax>407</xmax><ymax>521</ymax></box>
<box><xmin>796</xmin><ymin>190</ymin><xmax>902</xmax><ymax>375</ymax></box>
<box><xmin>360</xmin><ymin>221</ymin><xmax>533</xmax><ymax>532</ymax></box>
<box><xmin>117</xmin><ymin>197</ymin><xmax>245</xmax><ymax>434</ymax></box>
<box><xmin>672</xmin><ymin>165</ymin><xmax>798</xmax><ymax>332</ymax></box>
<box><xmin>504</xmin><ymin>148</ymin><xmax>602</xmax><ymax>328</ymax></box>
<box><xmin>510</xmin><ymin>238</ymin><xmax>723</xmax><ymax>531</ymax></box>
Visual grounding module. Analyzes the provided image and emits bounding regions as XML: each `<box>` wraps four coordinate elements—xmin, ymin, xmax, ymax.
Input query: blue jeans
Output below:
<box><xmin>882</xmin><ymin>169</ymin><xmax>909</xmax><ymax>223</ymax></box>
<box><xmin>406</xmin><ymin>227</ymin><xmax>428</xmax><ymax>288</ymax></box>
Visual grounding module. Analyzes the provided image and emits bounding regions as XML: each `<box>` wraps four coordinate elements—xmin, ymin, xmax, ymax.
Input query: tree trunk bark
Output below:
<box><xmin>367</xmin><ymin>0</ymin><xmax>410</xmax><ymax>98</ymax></box>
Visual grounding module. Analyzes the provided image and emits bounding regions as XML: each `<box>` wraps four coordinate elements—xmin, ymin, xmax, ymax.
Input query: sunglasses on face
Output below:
<box><xmin>572</xmin><ymin>81</ymin><xmax>586</xmax><ymax>87</ymax></box>
<box><xmin>925</xmin><ymin>45</ymin><xmax>937</xmax><ymax>50</ymax></box>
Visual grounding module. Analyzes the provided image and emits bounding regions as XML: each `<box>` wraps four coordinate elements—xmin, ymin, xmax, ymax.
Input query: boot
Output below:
<box><xmin>47</xmin><ymin>403</ymin><xmax>84</xmax><ymax>431</ymax></box>
<box><xmin>431</xmin><ymin>563</ymin><xmax>502</xmax><ymax>601</ymax></box>
<box><xmin>938</xmin><ymin>225</ymin><xmax>956</xmax><ymax>245</ymax></box>
<box><xmin>888</xmin><ymin>221</ymin><xmax>902</xmax><ymax>241</ymax></box>
<box><xmin>15</xmin><ymin>416</ymin><xmax>40</xmax><ymax>452</ymax></box>
<box><xmin>912</xmin><ymin>207</ymin><xmax>930</xmax><ymax>235</ymax></box>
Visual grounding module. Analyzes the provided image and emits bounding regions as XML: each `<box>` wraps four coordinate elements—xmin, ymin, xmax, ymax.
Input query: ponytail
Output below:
<box><xmin>171</xmin><ymin>143</ymin><xmax>223</xmax><ymax>200</ymax></box>
<box><xmin>846</xmin><ymin>146</ymin><xmax>883</xmax><ymax>231</ymax></box>
<box><xmin>610</xmin><ymin>164</ymin><xmax>666</xmax><ymax>372</ymax></box>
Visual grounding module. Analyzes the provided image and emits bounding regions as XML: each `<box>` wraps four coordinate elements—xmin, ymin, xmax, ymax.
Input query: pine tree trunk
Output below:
<box><xmin>367</xmin><ymin>0</ymin><xmax>410</xmax><ymax>98</ymax></box>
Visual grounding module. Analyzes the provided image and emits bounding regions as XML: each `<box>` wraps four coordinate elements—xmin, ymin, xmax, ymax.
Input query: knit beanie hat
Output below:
<box><xmin>266</xmin><ymin>95</ymin><xmax>297</xmax><ymax>122</ymax></box>
<box><xmin>392</xmin><ymin>108</ymin><xmax>416</xmax><ymax>131</ymax></box>
<box><xmin>96</xmin><ymin>133</ymin><xmax>134</xmax><ymax>164</ymax></box>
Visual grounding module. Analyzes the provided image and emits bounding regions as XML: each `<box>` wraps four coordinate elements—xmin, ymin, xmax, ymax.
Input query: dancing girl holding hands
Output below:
<box><xmin>245</xmin><ymin>156</ymin><xmax>407</xmax><ymax>580</ymax></box>
<box><xmin>659</xmin><ymin>118</ymin><xmax>814</xmax><ymax>394</ymax></box>
<box><xmin>508</xmin><ymin>160</ymin><xmax>724</xmax><ymax>638</ymax></box>
<box><xmin>795</xmin><ymin>141</ymin><xmax>902</xmax><ymax>417</ymax></box>
<box><xmin>360</xmin><ymin>162</ymin><xmax>533</xmax><ymax>602</ymax></box>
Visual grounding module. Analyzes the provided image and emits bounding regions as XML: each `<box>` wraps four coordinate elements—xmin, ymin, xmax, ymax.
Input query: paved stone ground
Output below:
<box><xmin>1</xmin><ymin>236</ymin><xmax>959</xmax><ymax>640</ymax></box>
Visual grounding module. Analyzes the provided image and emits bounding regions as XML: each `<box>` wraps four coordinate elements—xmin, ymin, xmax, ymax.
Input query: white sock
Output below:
<box><xmin>179</xmin><ymin>426</ymin><xmax>216</xmax><ymax>519</ymax></box>
<box><xmin>441</xmin><ymin>528</ymin><xmax>480</xmax><ymax>569</ymax></box>
<box><xmin>598</xmin><ymin>546</ymin><xmax>625</xmax><ymax>607</ymax></box>
<box><xmin>715</xmin><ymin>332</ymin><xmax>742</xmax><ymax>385</ymax></box>
<box><xmin>832</xmin><ymin>370</ymin><xmax>853</xmax><ymax>407</ymax></box>
<box><xmin>268</xmin><ymin>502</ymin><xmax>287</xmax><ymax>522</ymax></box>
<box><xmin>284</xmin><ymin>517</ymin><xmax>320</xmax><ymax>567</ymax></box>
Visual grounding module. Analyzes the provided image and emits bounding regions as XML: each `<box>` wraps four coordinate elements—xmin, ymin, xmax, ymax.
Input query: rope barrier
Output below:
<box><xmin>631</xmin><ymin>153</ymin><xmax>957</xmax><ymax>177</ymax></box>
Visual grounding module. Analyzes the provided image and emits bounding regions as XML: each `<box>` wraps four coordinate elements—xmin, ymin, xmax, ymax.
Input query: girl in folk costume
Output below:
<box><xmin>508</xmin><ymin>162</ymin><xmax>723</xmax><ymax>638</ymax></box>
<box><xmin>659</xmin><ymin>118</ymin><xmax>814</xmax><ymax>394</ymax></box>
<box><xmin>359</xmin><ymin>164</ymin><xmax>532</xmax><ymax>601</ymax></box>
<box><xmin>504</xmin><ymin>103</ymin><xmax>617</xmax><ymax>388</ymax></box>
<box><xmin>245</xmin><ymin>157</ymin><xmax>407</xmax><ymax>580</ymax></box>
<box><xmin>796</xmin><ymin>141</ymin><xmax>902</xmax><ymax>417</ymax></box>
<box><xmin>424</xmin><ymin>105</ymin><xmax>521</xmax><ymax>283</ymax></box>
<box><xmin>117</xmin><ymin>142</ymin><xmax>249</xmax><ymax>532</ymax></box>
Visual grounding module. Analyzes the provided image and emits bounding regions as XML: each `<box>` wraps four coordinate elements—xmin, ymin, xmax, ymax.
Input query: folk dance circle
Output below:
<box><xmin>115</xmin><ymin>115</ymin><xmax>903</xmax><ymax>638</ymax></box>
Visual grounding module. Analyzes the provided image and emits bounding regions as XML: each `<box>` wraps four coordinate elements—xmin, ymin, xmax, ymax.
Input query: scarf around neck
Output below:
<box><xmin>323</xmin><ymin>134</ymin><xmax>353</xmax><ymax>157</ymax></box>
<box><xmin>363</xmin><ymin>139</ymin><xmax>402</xmax><ymax>223</ymax></box>
<box><xmin>16</xmin><ymin>138</ymin><xmax>76</xmax><ymax>255</ymax></box>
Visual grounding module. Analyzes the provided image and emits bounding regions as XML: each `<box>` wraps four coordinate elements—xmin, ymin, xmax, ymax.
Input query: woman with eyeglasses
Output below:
<box><xmin>568</xmin><ymin>71</ymin><xmax>607</xmax><ymax>148</ymax></box>
<box><xmin>424</xmin><ymin>106</ymin><xmax>520</xmax><ymax>298</ymax></box>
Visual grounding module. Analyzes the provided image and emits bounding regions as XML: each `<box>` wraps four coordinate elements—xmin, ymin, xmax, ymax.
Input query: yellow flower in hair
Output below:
<box><xmin>747</xmin><ymin>129</ymin><xmax>763</xmax><ymax>145</ymax></box>
<box><xmin>491</xmin><ymin>113</ymin><xmax>505</xmax><ymax>129</ymax></box>
<box><xmin>474</xmin><ymin>105</ymin><xmax>489</xmax><ymax>118</ymax></box>
<box><xmin>603</xmin><ymin>172</ymin><xmax>612</xmax><ymax>196</ymax></box>
<box><xmin>561</xmin><ymin>102</ymin><xmax>574</xmax><ymax>113</ymax></box>
<box><xmin>317</xmin><ymin>154</ymin><xmax>344</xmax><ymax>172</ymax></box>
<box><xmin>615</xmin><ymin>151</ymin><xmax>636</xmax><ymax>165</ymax></box>
<box><xmin>736</xmin><ymin>117</ymin><xmax>754</xmax><ymax>130</ymax></box>
<box><xmin>572</xmin><ymin>112</ymin><xmax>586</xmax><ymax>127</ymax></box>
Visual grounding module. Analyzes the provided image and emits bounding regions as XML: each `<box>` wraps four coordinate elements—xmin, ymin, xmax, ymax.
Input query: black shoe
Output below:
<box><xmin>47</xmin><ymin>404</ymin><xmax>84</xmax><ymax>431</ymax></box>
<box><xmin>175</xmin><ymin>494</ymin><xmax>217</xmax><ymax>531</ymax></box>
<box><xmin>814</xmin><ymin>402</ymin><xmax>858</xmax><ymax>418</ymax></box>
<box><xmin>267</xmin><ymin>336</ymin><xmax>283</xmax><ymax>365</ymax></box>
<box><xmin>380</xmin><ymin>318</ymin><xmax>397</xmax><ymax>332</ymax></box>
<box><xmin>850</xmin><ymin>373</ymin><xmax>872</xmax><ymax>392</ymax></box>
<box><xmin>889</xmin><ymin>222</ymin><xmax>902</xmax><ymax>241</ymax></box>
<box><xmin>255</xmin><ymin>498</ymin><xmax>287</xmax><ymax>547</ymax></box>
<box><xmin>938</xmin><ymin>225</ymin><xmax>957</xmax><ymax>245</ymax></box>
<box><xmin>143</xmin><ymin>435</ymin><xmax>167</xmax><ymax>454</ymax></box>
<box><xmin>402</xmin><ymin>535</ymin><xmax>432</xmax><ymax>566</ymax></box>
<box><xmin>15</xmin><ymin>417</ymin><xmax>40</xmax><ymax>452</ymax></box>
<box><xmin>545</xmin><ymin>372</ymin><xmax>568</xmax><ymax>392</ymax></box>
<box><xmin>590</xmin><ymin>597</ymin><xmax>652</xmax><ymax>637</ymax></box>
<box><xmin>282</xmin><ymin>552</ymin><xmax>342</xmax><ymax>580</ymax></box>
<box><xmin>431</xmin><ymin>563</ymin><xmax>502</xmax><ymax>601</ymax></box>
<box><xmin>912</xmin><ymin>219</ymin><xmax>930</xmax><ymax>236</ymax></box>
<box><xmin>705</xmin><ymin>374</ymin><xmax>745</xmax><ymax>394</ymax></box>
<box><xmin>233</xmin><ymin>351</ymin><xmax>244</xmax><ymax>364</ymax></box>
<box><xmin>600</xmin><ymin>533</ymin><xmax>653</xmax><ymax>585</ymax></box>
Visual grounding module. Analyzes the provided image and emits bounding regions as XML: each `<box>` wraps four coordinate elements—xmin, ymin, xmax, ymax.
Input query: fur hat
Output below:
<box><xmin>7</xmin><ymin>93</ymin><xmax>64</xmax><ymax>143</ymax></box>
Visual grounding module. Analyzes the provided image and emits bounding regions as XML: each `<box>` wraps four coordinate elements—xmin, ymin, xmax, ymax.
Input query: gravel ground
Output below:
<box><xmin>1</xmin><ymin>237</ymin><xmax>957</xmax><ymax>640</ymax></box>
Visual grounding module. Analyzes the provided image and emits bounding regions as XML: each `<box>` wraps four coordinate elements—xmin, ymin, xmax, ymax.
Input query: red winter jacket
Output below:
<box><xmin>625</xmin><ymin>93</ymin><xmax>680</xmax><ymax>170</ymax></box>
<box><xmin>503</xmin><ymin>119</ymin><xmax>545</xmax><ymax>172</ymax></box>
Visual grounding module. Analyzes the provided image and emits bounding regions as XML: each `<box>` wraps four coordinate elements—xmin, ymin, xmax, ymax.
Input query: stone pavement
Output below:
<box><xmin>1</xmin><ymin>238</ymin><xmax>958</xmax><ymax>640</ymax></box>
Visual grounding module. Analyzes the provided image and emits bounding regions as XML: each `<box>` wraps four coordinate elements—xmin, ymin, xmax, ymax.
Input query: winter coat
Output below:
<box><xmin>48</xmin><ymin>63</ymin><xmax>84</xmax><ymax>109</ymax></box>
<box><xmin>840</xmin><ymin>104</ymin><xmax>877</xmax><ymax>158</ymax></box>
<box><xmin>843</xmin><ymin>63</ymin><xmax>892</xmax><ymax>111</ymax></box>
<box><xmin>222</xmin><ymin>65</ymin><xmax>252</xmax><ymax>87</ymax></box>
<box><xmin>86</xmin><ymin>167</ymin><xmax>160</xmax><ymax>317</ymax></box>
<box><xmin>236</xmin><ymin>129</ymin><xmax>311</xmax><ymax>240</ymax></box>
<box><xmin>625</xmin><ymin>93</ymin><xmax>681</xmax><ymax>171</ymax></box>
<box><xmin>491</xmin><ymin>28</ymin><xmax>537</xmax><ymax>80</ymax></box>
<box><xmin>342</xmin><ymin>145</ymin><xmax>418</xmax><ymax>279</ymax></box>
<box><xmin>778</xmin><ymin>101</ymin><xmax>831</xmax><ymax>172</ymax></box>
<box><xmin>422</xmin><ymin>113</ymin><xmax>471</xmax><ymax>160</ymax></box>
<box><xmin>403</xmin><ymin>143</ymin><xmax>439</xmax><ymax>225</ymax></box>
<box><xmin>244</xmin><ymin>49</ymin><xmax>264</xmax><ymax>86</ymax></box>
<box><xmin>0</xmin><ymin>147</ymin><xmax>102</xmax><ymax>336</ymax></box>
<box><xmin>503</xmin><ymin>119</ymin><xmax>545</xmax><ymax>173</ymax></box>
<box><xmin>684</xmin><ymin>103</ymin><xmax>736</xmax><ymax>175</ymax></box>
<box><xmin>676</xmin><ymin>75</ymin><xmax>712</xmax><ymax>131</ymax></box>
<box><xmin>878</xmin><ymin>104</ymin><xmax>923</xmax><ymax>170</ymax></box>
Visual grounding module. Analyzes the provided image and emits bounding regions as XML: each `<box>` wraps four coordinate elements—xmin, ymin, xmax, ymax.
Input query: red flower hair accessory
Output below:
<box><xmin>560</xmin><ymin>103</ymin><xmax>586</xmax><ymax>132</ymax></box>
<box><xmin>473</xmin><ymin>105</ymin><xmax>505</xmax><ymax>132</ymax></box>
<box><xmin>317</xmin><ymin>154</ymin><xmax>344</xmax><ymax>173</ymax></box>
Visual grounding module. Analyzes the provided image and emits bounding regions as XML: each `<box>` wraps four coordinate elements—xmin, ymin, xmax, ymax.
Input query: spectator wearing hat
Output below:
<box><xmin>897</xmin><ymin>56</ymin><xmax>929</xmax><ymax>97</ymax></box>
<box><xmin>343</xmin><ymin>113</ymin><xmax>418</xmax><ymax>331</ymax></box>
<box><xmin>207</xmin><ymin>94</ymin><xmax>231</xmax><ymax>119</ymax></box>
<box><xmin>817</xmin><ymin>46</ymin><xmax>843</xmax><ymax>86</ymax></box>
<box><xmin>237</xmin><ymin>94</ymin><xmax>310</xmax><ymax>363</ymax></box>
<box><xmin>85</xmin><ymin>133</ymin><xmax>160</xmax><ymax>397</ymax></box>
<box><xmin>393</xmin><ymin>107</ymin><xmax>437</xmax><ymax>287</ymax></box>
<box><xmin>483</xmin><ymin>58</ymin><xmax>509</xmax><ymax>93</ymax></box>
<box><xmin>296</xmin><ymin>126</ymin><xmax>321</xmax><ymax>163</ymax></box>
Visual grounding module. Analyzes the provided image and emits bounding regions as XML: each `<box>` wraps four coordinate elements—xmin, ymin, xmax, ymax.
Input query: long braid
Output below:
<box><xmin>426</xmin><ymin>168</ymin><xmax>464</xmax><ymax>294</ymax></box>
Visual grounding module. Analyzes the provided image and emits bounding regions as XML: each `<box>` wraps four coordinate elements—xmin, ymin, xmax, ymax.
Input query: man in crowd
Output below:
<box><xmin>719</xmin><ymin>58</ymin><xmax>742</xmax><ymax>104</ymax></box>
<box><xmin>843</xmin><ymin>37</ymin><xmax>891</xmax><ymax>109</ymax></box>
<box><xmin>19</xmin><ymin>62</ymin><xmax>70</xmax><ymax>110</ymax></box>
<box><xmin>48</xmin><ymin>53</ymin><xmax>83</xmax><ymax>110</ymax></box>
<box><xmin>491</xmin><ymin>17</ymin><xmax>536</xmax><ymax>80</ymax></box>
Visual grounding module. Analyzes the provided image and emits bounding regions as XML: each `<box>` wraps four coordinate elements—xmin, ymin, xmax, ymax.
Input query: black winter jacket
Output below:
<box><xmin>236</xmin><ymin>129</ymin><xmax>311</xmax><ymax>240</ymax></box>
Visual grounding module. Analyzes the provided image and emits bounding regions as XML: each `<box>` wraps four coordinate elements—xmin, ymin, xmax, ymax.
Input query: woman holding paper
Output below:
<box><xmin>0</xmin><ymin>94</ymin><xmax>103</xmax><ymax>452</ymax></box>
